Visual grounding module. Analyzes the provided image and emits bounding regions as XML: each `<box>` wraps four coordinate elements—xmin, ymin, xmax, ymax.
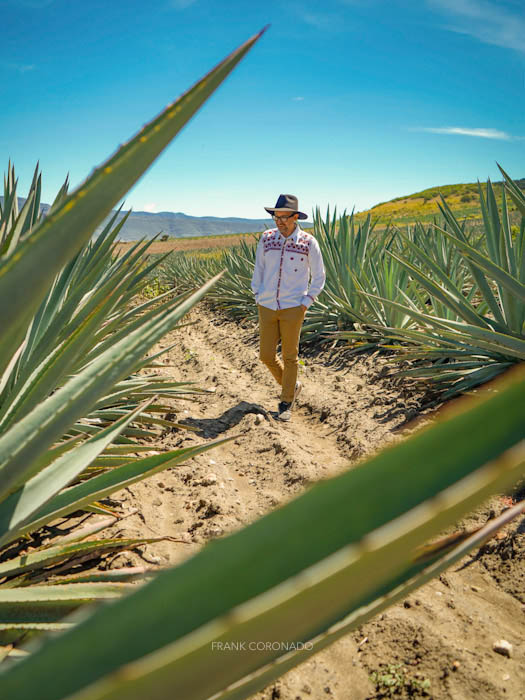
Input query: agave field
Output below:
<box><xmin>161</xmin><ymin>169</ymin><xmax>525</xmax><ymax>400</ymax></box>
<box><xmin>0</xmin><ymin>28</ymin><xmax>524</xmax><ymax>700</ymax></box>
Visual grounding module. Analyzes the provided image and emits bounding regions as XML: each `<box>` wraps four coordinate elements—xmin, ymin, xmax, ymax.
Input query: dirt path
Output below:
<box><xmin>107</xmin><ymin>305</ymin><xmax>525</xmax><ymax>700</ymax></box>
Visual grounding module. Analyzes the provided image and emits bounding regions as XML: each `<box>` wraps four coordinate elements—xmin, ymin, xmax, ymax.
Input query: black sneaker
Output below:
<box><xmin>277</xmin><ymin>401</ymin><xmax>292</xmax><ymax>422</ymax></box>
<box><xmin>278</xmin><ymin>382</ymin><xmax>303</xmax><ymax>422</ymax></box>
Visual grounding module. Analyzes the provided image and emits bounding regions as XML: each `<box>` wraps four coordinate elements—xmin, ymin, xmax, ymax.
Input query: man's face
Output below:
<box><xmin>273</xmin><ymin>212</ymin><xmax>299</xmax><ymax>237</ymax></box>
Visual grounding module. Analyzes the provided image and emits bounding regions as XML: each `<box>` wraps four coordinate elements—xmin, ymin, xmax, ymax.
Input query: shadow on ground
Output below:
<box><xmin>180</xmin><ymin>401</ymin><xmax>270</xmax><ymax>438</ymax></box>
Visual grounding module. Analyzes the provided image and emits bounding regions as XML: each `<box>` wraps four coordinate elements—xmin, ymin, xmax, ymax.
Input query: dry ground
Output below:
<box><xmin>105</xmin><ymin>304</ymin><xmax>525</xmax><ymax>700</ymax></box>
<box><xmin>115</xmin><ymin>234</ymin><xmax>254</xmax><ymax>256</ymax></box>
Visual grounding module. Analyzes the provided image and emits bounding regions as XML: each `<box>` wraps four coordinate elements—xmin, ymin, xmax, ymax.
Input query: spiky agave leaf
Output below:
<box><xmin>0</xmin><ymin>28</ymin><xmax>267</xmax><ymax>381</ymax></box>
<box><xmin>0</xmin><ymin>31</ymin><xmax>265</xmax><ymax>650</ymax></box>
<box><xmin>349</xmin><ymin>173</ymin><xmax>525</xmax><ymax>396</ymax></box>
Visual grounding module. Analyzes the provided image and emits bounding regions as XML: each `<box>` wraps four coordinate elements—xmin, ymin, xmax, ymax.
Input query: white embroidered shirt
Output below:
<box><xmin>251</xmin><ymin>226</ymin><xmax>326</xmax><ymax>310</ymax></box>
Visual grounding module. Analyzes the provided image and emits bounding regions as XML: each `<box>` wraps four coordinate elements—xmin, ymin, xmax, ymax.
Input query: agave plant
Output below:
<box><xmin>363</xmin><ymin>170</ymin><xmax>525</xmax><ymax>397</ymax></box>
<box><xmin>328</xmin><ymin>218</ymin><xmax>475</xmax><ymax>351</ymax></box>
<box><xmin>163</xmin><ymin>249</ymin><xmax>224</xmax><ymax>295</ymax></box>
<box><xmin>0</xmin><ymin>29</ymin><xmax>266</xmax><ymax>646</ymax></box>
<box><xmin>0</xmin><ymin>165</ymin><xmax>192</xmax><ymax>440</ymax></box>
<box><xmin>212</xmin><ymin>237</ymin><xmax>259</xmax><ymax>320</ymax></box>
<box><xmin>162</xmin><ymin>237</ymin><xmax>259</xmax><ymax>321</ymax></box>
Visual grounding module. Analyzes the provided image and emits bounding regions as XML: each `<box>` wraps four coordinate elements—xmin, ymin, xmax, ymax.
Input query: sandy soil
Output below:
<box><xmin>105</xmin><ymin>304</ymin><xmax>525</xmax><ymax>700</ymax></box>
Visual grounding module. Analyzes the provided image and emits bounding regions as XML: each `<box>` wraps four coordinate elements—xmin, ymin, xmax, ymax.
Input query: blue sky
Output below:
<box><xmin>2</xmin><ymin>0</ymin><xmax>524</xmax><ymax>218</ymax></box>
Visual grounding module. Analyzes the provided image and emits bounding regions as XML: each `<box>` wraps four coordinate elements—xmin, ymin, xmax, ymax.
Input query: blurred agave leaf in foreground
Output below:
<box><xmin>0</xmin><ymin>28</ymin><xmax>267</xmax><ymax>381</ymax></box>
<box><xmin>0</xmin><ymin>366</ymin><xmax>522</xmax><ymax>700</ymax></box>
<box><xmin>0</xmin><ymin>28</ymin><xmax>265</xmax><ymax>647</ymax></box>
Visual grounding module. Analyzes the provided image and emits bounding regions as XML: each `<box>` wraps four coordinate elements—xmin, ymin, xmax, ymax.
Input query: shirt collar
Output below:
<box><xmin>279</xmin><ymin>225</ymin><xmax>301</xmax><ymax>242</ymax></box>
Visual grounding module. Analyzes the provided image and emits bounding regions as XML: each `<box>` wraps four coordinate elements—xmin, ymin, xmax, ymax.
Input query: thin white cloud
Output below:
<box><xmin>293</xmin><ymin>96</ymin><xmax>305</xmax><ymax>101</ymax></box>
<box><xmin>428</xmin><ymin>0</ymin><xmax>525</xmax><ymax>53</ymax></box>
<box><xmin>411</xmin><ymin>126</ymin><xmax>513</xmax><ymax>140</ymax></box>
<box><xmin>1</xmin><ymin>61</ymin><xmax>35</xmax><ymax>73</ymax></box>
<box><xmin>297</xmin><ymin>9</ymin><xmax>345</xmax><ymax>32</ymax></box>
<box><xmin>142</xmin><ymin>203</ymin><xmax>159</xmax><ymax>213</ymax></box>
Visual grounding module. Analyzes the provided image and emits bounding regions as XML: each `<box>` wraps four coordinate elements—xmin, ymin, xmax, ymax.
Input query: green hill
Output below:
<box><xmin>355</xmin><ymin>178</ymin><xmax>525</xmax><ymax>226</ymax></box>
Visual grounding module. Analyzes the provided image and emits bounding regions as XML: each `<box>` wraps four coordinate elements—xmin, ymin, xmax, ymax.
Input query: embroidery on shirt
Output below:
<box><xmin>262</xmin><ymin>229</ymin><xmax>313</xmax><ymax>256</ymax></box>
<box><xmin>262</xmin><ymin>228</ymin><xmax>283</xmax><ymax>253</ymax></box>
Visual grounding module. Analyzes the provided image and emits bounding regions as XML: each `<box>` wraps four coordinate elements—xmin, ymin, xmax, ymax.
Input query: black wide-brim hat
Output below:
<box><xmin>264</xmin><ymin>194</ymin><xmax>308</xmax><ymax>220</ymax></box>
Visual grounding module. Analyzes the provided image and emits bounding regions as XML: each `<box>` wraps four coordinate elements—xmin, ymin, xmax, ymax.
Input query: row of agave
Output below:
<box><xmin>164</xmin><ymin>238</ymin><xmax>258</xmax><ymax>321</ymax></box>
<box><xmin>163</xmin><ymin>171</ymin><xmax>525</xmax><ymax>399</ymax></box>
<box><xmin>0</xmin><ymin>160</ymin><xmax>227</xmax><ymax>616</ymax></box>
<box><xmin>0</xmin><ymin>28</ymin><xmax>524</xmax><ymax>700</ymax></box>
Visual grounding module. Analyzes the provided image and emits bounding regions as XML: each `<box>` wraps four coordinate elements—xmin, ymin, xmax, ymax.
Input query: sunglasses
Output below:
<box><xmin>272</xmin><ymin>213</ymin><xmax>296</xmax><ymax>223</ymax></box>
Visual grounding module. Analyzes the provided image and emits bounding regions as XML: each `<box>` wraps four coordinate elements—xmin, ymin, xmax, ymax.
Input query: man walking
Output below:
<box><xmin>251</xmin><ymin>194</ymin><xmax>326</xmax><ymax>421</ymax></box>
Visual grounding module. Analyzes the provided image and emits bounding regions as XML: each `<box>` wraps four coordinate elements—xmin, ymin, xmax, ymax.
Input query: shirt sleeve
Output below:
<box><xmin>251</xmin><ymin>235</ymin><xmax>265</xmax><ymax>302</ymax></box>
<box><xmin>302</xmin><ymin>237</ymin><xmax>326</xmax><ymax>308</ymax></box>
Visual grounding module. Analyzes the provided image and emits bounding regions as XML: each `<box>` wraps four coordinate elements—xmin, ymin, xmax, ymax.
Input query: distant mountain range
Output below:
<box><xmin>95</xmin><ymin>209</ymin><xmax>308</xmax><ymax>240</ymax></box>
<box><xmin>2</xmin><ymin>198</ymin><xmax>312</xmax><ymax>240</ymax></box>
<box><xmin>4</xmin><ymin>175</ymin><xmax>524</xmax><ymax>239</ymax></box>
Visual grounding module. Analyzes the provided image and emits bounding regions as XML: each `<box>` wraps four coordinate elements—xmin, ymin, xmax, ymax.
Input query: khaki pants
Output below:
<box><xmin>257</xmin><ymin>304</ymin><xmax>305</xmax><ymax>403</ymax></box>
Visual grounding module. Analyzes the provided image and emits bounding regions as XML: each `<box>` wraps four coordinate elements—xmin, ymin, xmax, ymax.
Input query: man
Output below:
<box><xmin>251</xmin><ymin>194</ymin><xmax>326</xmax><ymax>422</ymax></box>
